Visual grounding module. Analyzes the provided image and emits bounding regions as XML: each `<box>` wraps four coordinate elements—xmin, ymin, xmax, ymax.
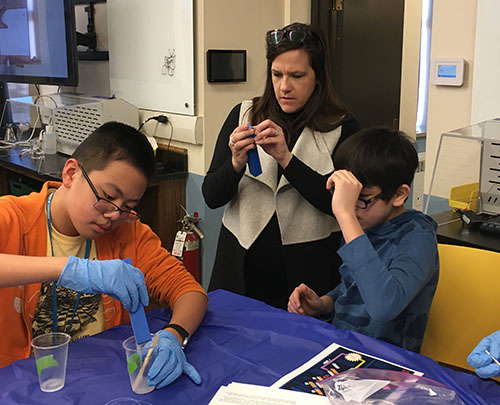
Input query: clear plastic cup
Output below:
<box><xmin>31</xmin><ymin>332</ymin><xmax>71</xmax><ymax>392</ymax></box>
<box><xmin>122</xmin><ymin>335</ymin><xmax>156</xmax><ymax>394</ymax></box>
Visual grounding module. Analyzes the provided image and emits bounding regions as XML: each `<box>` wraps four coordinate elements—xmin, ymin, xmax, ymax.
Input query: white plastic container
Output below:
<box><xmin>42</xmin><ymin>124</ymin><xmax>57</xmax><ymax>154</ymax></box>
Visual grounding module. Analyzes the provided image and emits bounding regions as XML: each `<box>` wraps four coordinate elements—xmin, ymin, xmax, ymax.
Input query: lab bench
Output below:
<box><xmin>431</xmin><ymin>210</ymin><xmax>500</xmax><ymax>253</ymax></box>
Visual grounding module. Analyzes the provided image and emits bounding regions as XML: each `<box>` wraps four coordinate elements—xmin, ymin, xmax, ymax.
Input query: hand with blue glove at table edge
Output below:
<box><xmin>57</xmin><ymin>256</ymin><xmax>149</xmax><ymax>312</ymax></box>
<box><xmin>467</xmin><ymin>330</ymin><xmax>500</xmax><ymax>379</ymax></box>
<box><xmin>146</xmin><ymin>329</ymin><xmax>202</xmax><ymax>388</ymax></box>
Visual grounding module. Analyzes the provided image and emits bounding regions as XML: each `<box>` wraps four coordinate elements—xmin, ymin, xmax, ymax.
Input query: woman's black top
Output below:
<box><xmin>202</xmin><ymin>103</ymin><xmax>360</xmax><ymax>309</ymax></box>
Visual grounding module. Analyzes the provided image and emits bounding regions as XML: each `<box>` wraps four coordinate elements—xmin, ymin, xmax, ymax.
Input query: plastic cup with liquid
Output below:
<box><xmin>122</xmin><ymin>335</ymin><xmax>156</xmax><ymax>394</ymax></box>
<box><xmin>31</xmin><ymin>332</ymin><xmax>71</xmax><ymax>392</ymax></box>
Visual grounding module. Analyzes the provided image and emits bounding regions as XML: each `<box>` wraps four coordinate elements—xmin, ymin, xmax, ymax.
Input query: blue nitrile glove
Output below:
<box><xmin>147</xmin><ymin>329</ymin><xmax>201</xmax><ymax>389</ymax></box>
<box><xmin>467</xmin><ymin>330</ymin><xmax>500</xmax><ymax>378</ymax></box>
<box><xmin>57</xmin><ymin>256</ymin><xmax>149</xmax><ymax>312</ymax></box>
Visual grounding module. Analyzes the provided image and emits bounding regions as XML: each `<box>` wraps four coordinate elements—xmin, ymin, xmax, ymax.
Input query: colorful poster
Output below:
<box><xmin>272</xmin><ymin>342</ymin><xmax>423</xmax><ymax>397</ymax></box>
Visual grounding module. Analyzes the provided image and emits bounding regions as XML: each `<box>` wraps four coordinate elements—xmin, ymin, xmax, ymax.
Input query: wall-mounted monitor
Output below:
<box><xmin>0</xmin><ymin>0</ymin><xmax>78</xmax><ymax>86</ymax></box>
<box><xmin>207</xmin><ymin>50</ymin><xmax>246</xmax><ymax>83</ymax></box>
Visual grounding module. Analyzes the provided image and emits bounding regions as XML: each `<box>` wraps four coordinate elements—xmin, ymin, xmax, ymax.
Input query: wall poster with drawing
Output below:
<box><xmin>107</xmin><ymin>0</ymin><xmax>194</xmax><ymax>116</ymax></box>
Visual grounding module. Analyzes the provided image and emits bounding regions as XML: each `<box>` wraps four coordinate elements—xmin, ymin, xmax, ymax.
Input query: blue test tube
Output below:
<box><xmin>247</xmin><ymin>125</ymin><xmax>262</xmax><ymax>176</ymax></box>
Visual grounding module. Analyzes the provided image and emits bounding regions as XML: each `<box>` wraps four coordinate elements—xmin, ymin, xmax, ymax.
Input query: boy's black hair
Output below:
<box><xmin>333</xmin><ymin>126</ymin><xmax>418</xmax><ymax>201</ymax></box>
<box><xmin>72</xmin><ymin>121</ymin><xmax>156</xmax><ymax>181</ymax></box>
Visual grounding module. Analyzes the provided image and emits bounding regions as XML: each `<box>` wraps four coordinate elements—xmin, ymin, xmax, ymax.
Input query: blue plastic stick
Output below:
<box><xmin>247</xmin><ymin>126</ymin><xmax>262</xmax><ymax>176</ymax></box>
<box><xmin>124</xmin><ymin>258</ymin><xmax>151</xmax><ymax>345</ymax></box>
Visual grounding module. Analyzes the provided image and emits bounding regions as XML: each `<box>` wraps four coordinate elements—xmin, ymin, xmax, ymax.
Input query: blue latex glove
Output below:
<box><xmin>57</xmin><ymin>256</ymin><xmax>149</xmax><ymax>312</ymax></box>
<box><xmin>147</xmin><ymin>329</ymin><xmax>201</xmax><ymax>388</ymax></box>
<box><xmin>467</xmin><ymin>330</ymin><xmax>500</xmax><ymax>378</ymax></box>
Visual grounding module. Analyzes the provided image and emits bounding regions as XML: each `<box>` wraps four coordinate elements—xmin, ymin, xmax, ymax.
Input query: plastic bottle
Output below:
<box><xmin>42</xmin><ymin>124</ymin><xmax>57</xmax><ymax>154</ymax></box>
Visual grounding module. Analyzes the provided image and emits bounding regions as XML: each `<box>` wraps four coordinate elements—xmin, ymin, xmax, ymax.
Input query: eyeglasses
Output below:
<box><xmin>356</xmin><ymin>192</ymin><xmax>384</xmax><ymax>209</ymax></box>
<box><xmin>78</xmin><ymin>163</ymin><xmax>140</xmax><ymax>222</ymax></box>
<box><xmin>266</xmin><ymin>28</ymin><xmax>309</xmax><ymax>45</ymax></box>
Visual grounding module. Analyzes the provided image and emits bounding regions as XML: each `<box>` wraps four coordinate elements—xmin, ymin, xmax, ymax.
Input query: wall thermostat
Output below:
<box><xmin>430</xmin><ymin>58</ymin><xmax>465</xmax><ymax>86</ymax></box>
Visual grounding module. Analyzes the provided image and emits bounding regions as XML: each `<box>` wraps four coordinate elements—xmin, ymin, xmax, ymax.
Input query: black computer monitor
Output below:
<box><xmin>0</xmin><ymin>0</ymin><xmax>78</xmax><ymax>86</ymax></box>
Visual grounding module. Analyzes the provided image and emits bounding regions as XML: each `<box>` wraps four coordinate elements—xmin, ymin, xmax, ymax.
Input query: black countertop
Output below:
<box><xmin>431</xmin><ymin>210</ymin><xmax>500</xmax><ymax>253</ymax></box>
<box><xmin>0</xmin><ymin>144</ymin><xmax>187</xmax><ymax>182</ymax></box>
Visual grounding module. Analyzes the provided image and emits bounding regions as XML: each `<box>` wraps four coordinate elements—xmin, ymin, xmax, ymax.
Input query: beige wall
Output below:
<box><xmin>196</xmin><ymin>0</ymin><xmax>283</xmax><ymax>176</ymax></box>
<box><xmin>145</xmin><ymin>0</ymin><xmax>310</xmax><ymax>176</ymax></box>
<box><xmin>471</xmin><ymin>0</ymin><xmax>500</xmax><ymax>123</ymax></box>
<box><xmin>424</xmin><ymin>0</ymin><xmax>478</xmax><ymax>193</ymax></box>
<box><xmin>399</xmin><ymin>0</ymin><xmax>422</xmax><ymax>139</ymax></box>
<box><xmin>188</xmin><ymin>0</ymin><xmax>309</xmax><ymax>176</ymax></box>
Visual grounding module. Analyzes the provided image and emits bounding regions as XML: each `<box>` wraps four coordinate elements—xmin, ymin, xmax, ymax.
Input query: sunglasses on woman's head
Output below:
<box><xmin>266</xmin><ymin>28</ymin><xmax>309</xmax><ymax>45</ymax></box>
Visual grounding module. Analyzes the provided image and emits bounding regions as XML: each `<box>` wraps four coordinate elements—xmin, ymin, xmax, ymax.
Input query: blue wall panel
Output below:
<box><xmin>185</xmin><ymin>173</ymin><xmax>223</xmax><ymax>290</ymax></box>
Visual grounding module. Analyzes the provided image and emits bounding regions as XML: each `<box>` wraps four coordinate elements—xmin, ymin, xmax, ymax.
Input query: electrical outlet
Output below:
<box><xmin>140</xmin><ymin>111</ymin><xmax>203</xmax><ymax>145</ymax></box>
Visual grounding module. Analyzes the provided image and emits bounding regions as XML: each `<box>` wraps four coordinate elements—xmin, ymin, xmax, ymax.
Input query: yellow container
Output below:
<box><xmin>449</xmin><ymin>182</ymin><xmax>479</xmax><ymax>212</ymax></box>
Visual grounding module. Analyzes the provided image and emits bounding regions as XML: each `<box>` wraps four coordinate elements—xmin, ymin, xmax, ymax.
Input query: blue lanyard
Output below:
<box><xmin>47</xmin><ymin>192</ymin><xmax>91</xmax><ymax>334</ymax></box>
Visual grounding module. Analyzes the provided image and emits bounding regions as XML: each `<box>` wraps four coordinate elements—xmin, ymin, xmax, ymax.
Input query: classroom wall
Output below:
<box><xmin>399</xmin><ymin>0</ymin><xmax>422</xmax><ymax>139</ymax></box>
<box><xmin>470</xmin><ymin>0</ymin><xmax>500</xmax><ymax>123</ymax></box>
<box><xmin>424</xmin><ymin>0</ymin><xmax>478</xmax><ymax>198</ymax></box>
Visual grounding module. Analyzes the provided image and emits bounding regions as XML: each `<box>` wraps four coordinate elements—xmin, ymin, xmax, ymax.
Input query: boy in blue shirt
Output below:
<box><xmin>288</xmin><ymin>127</ymin><xmax>439</xmax><ymax>352</ymax></box>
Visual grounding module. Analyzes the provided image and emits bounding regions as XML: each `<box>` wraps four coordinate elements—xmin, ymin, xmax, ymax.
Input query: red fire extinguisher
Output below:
<box><xmin>172</xmin><ymin>207</ymin><xmax>204</xmax><ymax>282</ymax></box>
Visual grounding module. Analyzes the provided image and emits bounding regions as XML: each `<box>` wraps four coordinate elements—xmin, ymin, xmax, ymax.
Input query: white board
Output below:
<box><xmin>107</xmin><ymin>0</ymin><xmax>194</xmax><ymax>115</ymax></box>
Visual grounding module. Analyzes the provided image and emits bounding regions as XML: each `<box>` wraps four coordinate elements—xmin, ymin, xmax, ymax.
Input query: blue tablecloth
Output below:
<box><xmin>1</xmin><ymin>290</ymin><xmax>499</xmax><ymax>404</ymax></box>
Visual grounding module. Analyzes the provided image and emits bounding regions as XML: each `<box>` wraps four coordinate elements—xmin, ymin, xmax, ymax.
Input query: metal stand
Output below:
<box><xmin>75</xmin><ymin>0</ymin><xmax>109</xmax><ymax>61</ymax></box>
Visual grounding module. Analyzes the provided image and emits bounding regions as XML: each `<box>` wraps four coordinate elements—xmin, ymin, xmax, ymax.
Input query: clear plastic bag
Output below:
<box><xmin>319</xmin><ymin>368</ymin><xmax>465</xmax><ymax>404</ymax></box>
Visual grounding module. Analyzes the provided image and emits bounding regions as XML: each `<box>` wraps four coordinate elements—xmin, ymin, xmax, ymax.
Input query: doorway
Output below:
<box><xmin>312</xmin><ymin>0</ymin><xmax>405</xmax><ymax>130</ymax></box>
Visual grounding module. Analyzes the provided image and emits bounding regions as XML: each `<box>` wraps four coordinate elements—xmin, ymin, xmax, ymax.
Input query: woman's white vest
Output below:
<box><xmin>222</xmin><ymin>100</ymin><xmax>341</xmax><ymax>249</ymax></box>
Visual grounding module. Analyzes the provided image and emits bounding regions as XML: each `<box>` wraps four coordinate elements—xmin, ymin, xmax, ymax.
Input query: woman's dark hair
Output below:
<box><xmin>72</xmin><ymin>121</ymin><xmax>157</xmax><ymax>181</ymax></box>
<box><xmin>250</xmin><ymin>22</ymin><xmax>349</xmax><ymax>142</ymax></box>
<box><xmin>333</xmin><ymin>126</ymin><xmax>419</xmax><ymax>200</ymax></box>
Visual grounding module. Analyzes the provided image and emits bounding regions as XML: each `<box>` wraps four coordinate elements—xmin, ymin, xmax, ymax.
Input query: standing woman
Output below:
<box><xmin>202</xmin><ymin>22</ymin><xmax>360</xmax><ymax>309</ymax></box>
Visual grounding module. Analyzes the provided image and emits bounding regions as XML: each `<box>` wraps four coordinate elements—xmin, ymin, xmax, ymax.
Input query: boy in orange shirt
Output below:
<box><xmin>0</xmin><ymin>121</ymin><xmax>207</xmax><ymax>389</ymax></box>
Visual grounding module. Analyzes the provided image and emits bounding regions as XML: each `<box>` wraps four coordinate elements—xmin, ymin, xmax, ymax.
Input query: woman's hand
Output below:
<box><xmin>253</xmin><ymin>119</ymin><xmax>292</xmax><ymax>168</ymax></box>
<box><xmin>228</xmin><ymin>124</ymin><xmax>256</xmax><ymax>173</ymax></box>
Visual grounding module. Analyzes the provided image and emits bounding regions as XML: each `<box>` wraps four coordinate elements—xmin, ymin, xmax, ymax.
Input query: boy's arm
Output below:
<box><xmin>326</xmin><ymin>170</ymin><xmax>364</xmax><ymax>243</ymax></box>
<box><xmin>133</xmin><ymin>225</ymin><xmax>208</xmax><ymax>388</ymax></box>
<box><xmin>339</xmin><ymin>230</ymin><xmax>438</xmax><ymax>323</ymax></box>
<box><xmin>0</xmin><ymin>253</ymin><xmax>67</xmax><ymax>287</ymax></box>
<box><xmin>164</xmin><ymin>291</ymin><xmax>208</xmax><ymax>342</ymax></box>
<box><xmin>0</xmin><ymin>253</ymin><xmax>149</xmax><ymax>311</ymax></box>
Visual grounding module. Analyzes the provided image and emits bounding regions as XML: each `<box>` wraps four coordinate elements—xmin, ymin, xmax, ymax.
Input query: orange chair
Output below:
<box><xmin>420</xmin><ymin>244</ymin><xmax>500</xmax><ymax>379</ymax></box>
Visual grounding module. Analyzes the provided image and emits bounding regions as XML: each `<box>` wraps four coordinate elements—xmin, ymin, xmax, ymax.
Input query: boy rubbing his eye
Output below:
<box><xmin>288</xmin><ymin>127</ymin><xmax>438</xmax><ymax>352</ymax></box>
